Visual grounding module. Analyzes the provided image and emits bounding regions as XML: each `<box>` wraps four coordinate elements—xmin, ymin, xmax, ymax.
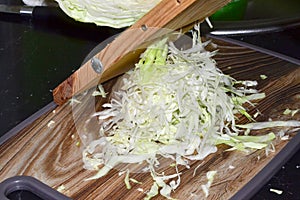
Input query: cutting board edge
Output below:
<box><xmin>206</xmin><ymin>33</ymin><xmax>300</xmax><ymax>66</ymax></box>
<box><xmin>0</xmin><ymin>101</ymin><xmax>57</xmax><ymax>146</ymax></box>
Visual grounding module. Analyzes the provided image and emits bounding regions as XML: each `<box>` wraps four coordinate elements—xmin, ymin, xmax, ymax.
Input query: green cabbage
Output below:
<box><xmin>55</xmin><ymin>0</ymin><xmax>161</xmax><ymax>28</ymax></box>
<box><xmin>82</xmin><ymin>27</ymin><xmax>299</xmax><ymax>199</ymax></box>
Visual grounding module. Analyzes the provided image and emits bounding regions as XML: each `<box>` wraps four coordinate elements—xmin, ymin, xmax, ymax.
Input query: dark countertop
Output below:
<box><xmin>0</xmin><ymin>2</ymin><xmax>299</xmax><ymax>200</ymax></box>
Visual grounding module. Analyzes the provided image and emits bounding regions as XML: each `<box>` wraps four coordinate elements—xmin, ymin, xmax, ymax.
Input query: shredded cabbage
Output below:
<box><xmin>201</xmin><ymin>170</ymin><xmax>217</xmax><ymax>197</ymax></box>
<box><xmin>82</xmin><ymin>28</ymin><xmax>299</xmax><ymax>199</ymax></box>
<box><xmin>55</xmin><ymin>0</ymin><xmax>161</xmax><ymax>28</ymax></box>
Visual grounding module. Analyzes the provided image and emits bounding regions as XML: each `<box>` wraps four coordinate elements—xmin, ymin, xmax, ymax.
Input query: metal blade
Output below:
<box><xmin>0</xmin><ymin>5</ymin><xmax>33</xmax><ymax>16</ymax></box>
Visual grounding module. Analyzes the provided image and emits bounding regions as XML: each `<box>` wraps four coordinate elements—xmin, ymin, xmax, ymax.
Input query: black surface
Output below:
<box><xmin>0</xmin><ymin>11</ymin><xmax>122</xmax><ymax>135</ymax></box>
<box><xmin>0</xmin><ymin>1</ymin><xmax>299</xmax><ymax>199</ymax></box>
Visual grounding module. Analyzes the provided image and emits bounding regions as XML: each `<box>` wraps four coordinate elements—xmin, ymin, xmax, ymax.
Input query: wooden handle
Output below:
<box><xmin>53</xmin><ymin>0</ymin><xmax>231</xmax><ymax>105</ymax></box>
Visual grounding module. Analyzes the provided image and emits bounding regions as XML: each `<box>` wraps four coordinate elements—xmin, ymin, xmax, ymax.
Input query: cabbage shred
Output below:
<box><xmin>82</xmin><ymin>31</ymin><xmax>278</xmax><ymax>199</ymax></box>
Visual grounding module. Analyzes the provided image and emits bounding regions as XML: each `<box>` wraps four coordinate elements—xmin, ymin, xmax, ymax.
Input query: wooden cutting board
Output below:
<box><xmin>0</xmin><ymin>37</ymin><xmax>299</xmax><ymax>200</ymax></box>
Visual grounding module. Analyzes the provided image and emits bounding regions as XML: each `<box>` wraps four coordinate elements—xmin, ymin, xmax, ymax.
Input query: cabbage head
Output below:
<box><xmin>55</xmin><ymin>0</ymin><xmax>162</xmax><ymax>28</ymax></box>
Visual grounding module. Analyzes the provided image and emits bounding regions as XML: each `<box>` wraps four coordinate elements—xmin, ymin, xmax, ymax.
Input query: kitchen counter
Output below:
<box><xmin>0</xmin><ymin>3</ymin><xmax>299</xmax><ymax>200</ymax></box>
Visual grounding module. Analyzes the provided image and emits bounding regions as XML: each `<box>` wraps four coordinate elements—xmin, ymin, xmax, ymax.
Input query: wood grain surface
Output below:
<box><xmin>52</xmin><ymin>0</ymin><xmax>231</xmax><ymax>105</ymax></box>
<box><xmin>1</xmin><ymin>38</ymin><xmax>300</xmax><ymax>200</ymax></box>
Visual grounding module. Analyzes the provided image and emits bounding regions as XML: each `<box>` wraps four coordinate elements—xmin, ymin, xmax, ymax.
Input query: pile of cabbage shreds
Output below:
<box><xmin>82</xmin><ymin>28</ymin><xmax>300</xmax><ymax>199</ymax></box>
